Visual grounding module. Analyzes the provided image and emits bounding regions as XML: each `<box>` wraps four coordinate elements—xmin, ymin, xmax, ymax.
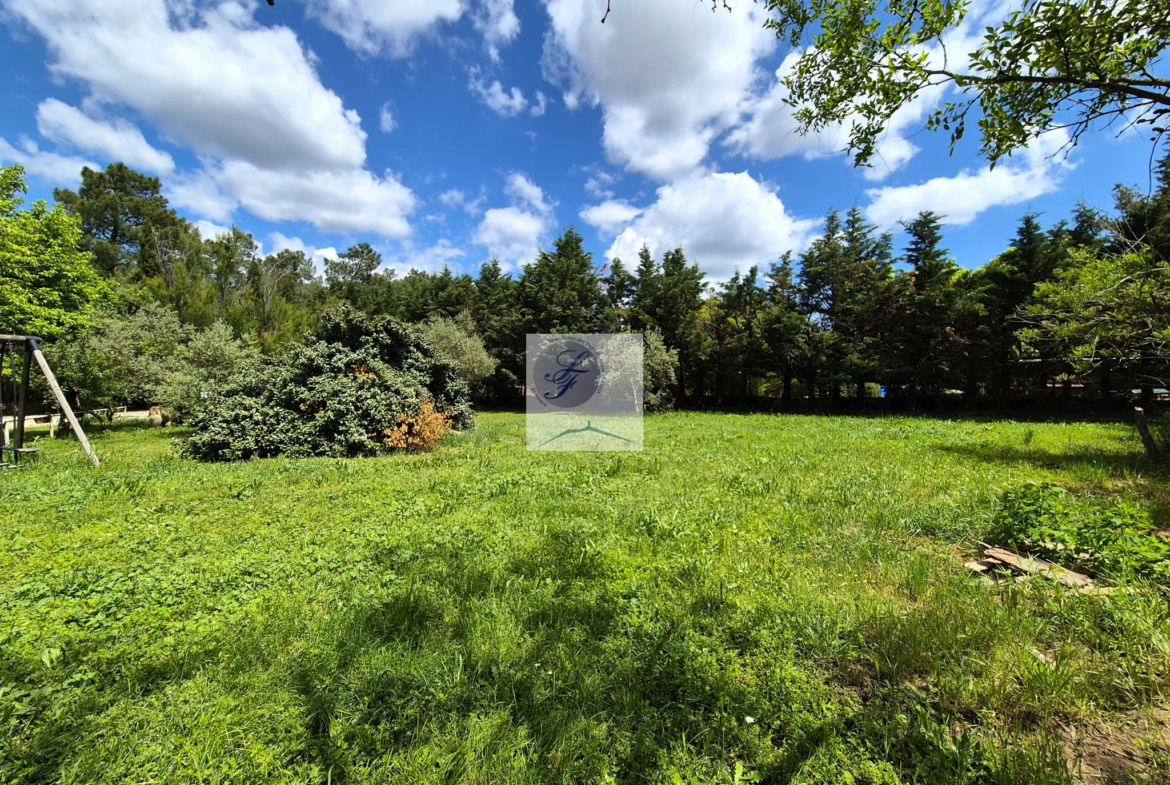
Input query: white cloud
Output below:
<box><xmin>379</xmin><ymin>103</ymin><xmax>396</xmax><ymax>133</ymax></box>
<box><xmin>584</xmin><ymin>169</ymin><xmax>618</xmax><ymax>199</ymax></box>
<box><xmin>605</xmin><ymin>171</ymin><xmax>817</xmax><ymax>281</ymax></box>
<box><xmin>726</xmin><ymin>52</ymin><xmax>943</xmax><ymax>181</ymax></box>
<box><xmin>531</xmin><ymin>91</ymin><xmax>548</xmax><ymax>117</ymax></box>
<box><xmin>7</xmin><ymin>0</ymin><xmax>367</xmax><ymax>171</ymax></box>
<box><xmin>4</xmin><ymin>0</ymin><xmax>418</xmax><ymax>237</ymax></box>
<box><xmin>269</xmin><ymin>231</ymin><xmax>337</xmax><ymax>276</ymax></box>
<box><xmin>469</xmin><ymin>69</ymin><xmax>528</xmax><ymax>116</ymax></box>
<box><xmin>0</xmin><ymin>135</ymin><xmax>96</xmax><ymax>185</ymax></box>
<box><xmin>165</xmin><ymin>170</ymin><xmax>237</xmax><ymax>223</ymax></box>
<box><xmin>472</xmin><ymin>173</ymin><xmax>554</xmax><ymax>267</ymax></box>
<box><xmin>439</xmin><ymin>188</ymin><xmax>466</xmax><ymax>207</ymax></box>
<box><xmin>580</xmin><ymin>199</ymin><xmax>641</xmax><ymax>235</ymax></box>
<box><xmin>302</xmin><ymin>0</ymin><xmax>464</xmax><ymax>57</ymax></box>
<box><xmin>213</xmin><ymin>162</ymin><xmax>416</xmax><ymax>237</ymax></box>
<box><xmin>36</xmin><ymin>99</ymin><xmax>175</xmax><ymax>175</ymax></box>
<box><xmin>473</xmin><ymin>206</ymin><xmax>549</xmax><ymax>268</ymax></box>
<box><xmin>864</xmin><ymin>130</ymin><xmax>1073</xmax><ymax>228</ymax></box>
<box><xmin>473</xmin><ymin>0</ymin><xmax>520</xmax><ymax>62</ymax></box>
<box><xmin>505</xmin><ymin>172</ymin><xmax>551</xmax><ymax>213</ymax></box>
<box><xmin>193</xmin><ymin>219</ymin><xmax>230</xmax><ymax>240</ymax></box>
<box><xmin>541</xmin><ymin>0</ymin><xmax>776</xmax><ymax>180</ymax></box>
<box><xmin>726</xmin><ymin>3</ymin><xmax>1008</xmax><ymax>181</ymax></box>
<box><xmin>387</xmin><ymin>239</ymin><xmax>467</xmax><ymax>275</ymax></box>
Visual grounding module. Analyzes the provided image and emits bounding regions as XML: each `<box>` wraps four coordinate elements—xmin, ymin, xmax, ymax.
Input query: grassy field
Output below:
<box><xmin>2</xmin><ymin>412</ymin><xmax>1169</xmax><ymax>784</ymax></box>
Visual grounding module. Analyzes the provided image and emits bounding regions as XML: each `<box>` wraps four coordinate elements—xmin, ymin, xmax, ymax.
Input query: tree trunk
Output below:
<box><xmin>1135</xmin><ymin>407</ymin><xmax>1161</xmax><ymax>461</ymax></box>
<box><xmin>782</xmin><ymin>374</ymin><xmax>792</xmax><ymax>412</ymax></box>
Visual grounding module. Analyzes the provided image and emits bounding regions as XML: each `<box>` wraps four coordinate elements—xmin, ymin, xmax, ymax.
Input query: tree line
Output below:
<box><xmin>3</xmin><ymin>154</ymin><xmax>1169</xmax><ymax>414</ymax></box>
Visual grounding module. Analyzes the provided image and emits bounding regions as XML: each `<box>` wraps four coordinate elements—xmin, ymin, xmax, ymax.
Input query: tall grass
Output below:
<box><xmin>1</xmin><ymin>413</ymin><xmax>1167</xmax><ymax>783</ymax></box>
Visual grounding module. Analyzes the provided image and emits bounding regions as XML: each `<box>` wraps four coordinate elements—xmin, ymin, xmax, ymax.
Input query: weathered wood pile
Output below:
<box><xmin>965</xmin><ymin>544</ymin><xmax>1130</xmax><ymax>595</ymax></box>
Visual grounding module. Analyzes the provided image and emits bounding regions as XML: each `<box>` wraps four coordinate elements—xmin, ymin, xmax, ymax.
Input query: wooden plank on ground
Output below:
<box><xmin>983</xmin><ymin>546</ymin><xmax>1094</xmax><ymax>588</ymax></box>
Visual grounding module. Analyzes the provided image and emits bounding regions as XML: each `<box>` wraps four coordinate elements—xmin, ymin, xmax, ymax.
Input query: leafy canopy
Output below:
<box><xmin>0</xmin><ymin>165</ymin><xmax>112</xmax><ymax>339</ymax></box>
<box><xmin>757</xmin><ymin>0</ymin><xmax>1170</xmax><ymax>168</ymax></box>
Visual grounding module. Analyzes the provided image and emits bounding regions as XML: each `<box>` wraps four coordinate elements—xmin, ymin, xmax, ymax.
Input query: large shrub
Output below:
<box><xmin>420</xmin><ymin>311</ymin><xmax>497</xmax><ymax>398</ymax></box>
<box><xmin>48</xmin><ymin>301</ymin><xmax>255</xmax><ymax>417</ymax></box>
<box><xmin>182</xmin><ymin>306</ymin><xmax>472</xmax><ymax>460</ymax></box>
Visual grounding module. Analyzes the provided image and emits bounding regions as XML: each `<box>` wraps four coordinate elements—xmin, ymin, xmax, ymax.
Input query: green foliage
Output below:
<box><xmin>0</xmin><ymin>165</ymin><xmax>113</xmax><ymax>339</ymax></box>
<box><xmin>152</xmin><ymin>321</ymin><xmax>260</xmax><ymax>414</ymax></box>
<box><xmin>1020</xmin><ymin>248</ymin><xmax>1170</xmax><ymax>388</ymax></box>
<box><xmin>519</xmin><ymin>227</ymin><xmax>606</xmax><ymax>334</ymax></box>
<box><xmin>644</xmin><ymin>328</ymin><xmax>680</xmax><ymax>411</ymax></box>
<box><xmin>182</xmin><ymin>306</ymin><xmax>472</xmax><ymax>461</ymax></box>
<box><xmin>989</xmin><ymin>482</ymin><xmax>1170</xmax><ymax>584</ymax></box>
<box><xmin>419</xmin><ymin>312</ymin><xmax>498</xmax><ymax>396</ymax></box>
<box><xmin>760</xmin><ymin>0</ymin><xmax>1170</xmax><ymax>169</ymax></box>
<box><xmin>53</xmin><ymin>162</ymin><xmax>185</xmax><ymax>278</ymax></box>
<box><xmin>48</xmin><ymin>301</ymin><xmax>191</xmax><ymax>410</ymax></box>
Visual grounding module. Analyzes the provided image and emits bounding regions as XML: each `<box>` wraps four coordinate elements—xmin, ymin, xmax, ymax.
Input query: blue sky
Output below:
<box><xmin>0</xmin><ymin>0</ymin><xmax>1161</xmax><ymax>284</ymax></box>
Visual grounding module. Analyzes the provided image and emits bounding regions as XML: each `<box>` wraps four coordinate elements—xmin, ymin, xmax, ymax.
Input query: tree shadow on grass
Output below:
<box><xmin>932</xmin><ymin>441</ymin><xmax>1168</xmax><ymax>478</ymax></box>
<box><xmin>248</xmin><ymin>525</ymin><xmax>1078</xmax><ymax>785</ymax></box>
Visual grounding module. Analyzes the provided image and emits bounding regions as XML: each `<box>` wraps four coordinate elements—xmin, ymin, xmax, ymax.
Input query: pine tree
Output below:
<box><xmin>518</xmin><ymin>227</ymin><xmax>604</xmax><ymax>334</ymax></box>
<box><xmin>898</xmin><ymin>211</ymin><xmax>959</xmax><ymax>408</ymax></box>
<box><xmin>631</xmin><ymin>244</ymin><xmax>662</xmax><ymax>331</ymax></box>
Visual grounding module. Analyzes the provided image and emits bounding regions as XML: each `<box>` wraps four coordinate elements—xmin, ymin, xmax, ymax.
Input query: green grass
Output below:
<box><xmin>2</xmin><ymin>413</ymin><xmax>1169</xmax><ymax>784</ymax></box>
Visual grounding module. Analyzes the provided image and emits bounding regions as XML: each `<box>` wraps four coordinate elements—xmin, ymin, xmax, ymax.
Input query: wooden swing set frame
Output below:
<box><xmin>0</xmin><ymin>334</ymin><xmax>99</xmax><ymax>468</ymax></box>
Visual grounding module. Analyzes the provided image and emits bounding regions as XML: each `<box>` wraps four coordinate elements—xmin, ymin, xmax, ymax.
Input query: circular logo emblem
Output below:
<box><xmin>533</xmin><ymin>338</ymin><xmax>599</xmax><ymax>408</ymax></box>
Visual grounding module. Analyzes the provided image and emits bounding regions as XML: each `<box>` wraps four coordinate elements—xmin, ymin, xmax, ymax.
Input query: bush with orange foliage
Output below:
<box><xmin>374</xmin><ymin>401</ymin><xmax>454</xmax><ymax>450</ymax></box>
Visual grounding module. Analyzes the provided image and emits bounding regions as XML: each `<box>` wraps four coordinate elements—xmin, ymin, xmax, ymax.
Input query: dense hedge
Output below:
<box><xmin>182</xmin><ymin>306</ymin><xmax>472</xmax><ymax>460</ymax></box>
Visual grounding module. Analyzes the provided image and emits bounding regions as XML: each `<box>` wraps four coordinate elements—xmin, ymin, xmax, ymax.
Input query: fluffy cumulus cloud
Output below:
<box><xmin>864</xmin><ymin>130</ymin><xmax>1074</xmax><ymax>228</ymax></box>
<box><xmin>8</xmin><ymin>0</ymin><xmax>367</xmax><ymax>171</ymax></box>
<box><xmin>473</xmin><ymin>0</ymin><xmax>520</xmax><ymax>62</ymax></box>
<box><xmin>580</xmin><ymin>199</ymin><xmax>641</xmax><ymax>235</ymax></box>
<box><xmin>387</xmin><ymin>238</ymin><xmax>468</xmax><ymax>275</ymax></box>
<box><xmin>439</xmin><ymin>189</ymin><xmax>466</xmax><ymax>207</ymax></box>
<box><xmin>2</xmin><ymin>0</ymin><xmax>417</xmax><ymax>238</ymax></box>
<box><xmin>469</xmin><ymin>69</ymin><xmax>529</xmax><ymax>116</ymax></box>
<box><xmin>473</xmin><ymin>207</ymin><xmax>548</xmax><ymax>267</ymax></box>
<box><xmin>505</xmin><ymin>172</ymin><xmax>552</xmax><ymax>213</ymax></box>
<box><xmin>541</xmin><ymin>0</ymin><xmax>775</xmax><ymax>180</ymax></box>
<box><xmin>270</xmin><ymin>231</ymin><xmax>338</xmax><ymax>275</ymax></box>
<box><xmin>473</xmin><ymin>172</ymin><xmax>554</xmax><ymax>267</ymax></box>
<box><xmin>193</xmin><ymin>219</ymin><xmax>231</xmax><ymax>240</ymax></box>
<box><xmin>605</xmin><ymin>171</ymin><xmax>818</xmax><ymax>281</ymax></box>
<box><xmin>725</xmin><ymin>53</ymin><xmax>947</xmax><ymax>181</ymax></box>
<box><xmin>213</xmin><ymin>162</ymin><xmax>416</xmax><ymax>237</ymax></box>
<box><xmin>36</xmin><ymin>99</ymin><xmax>175</xmax><ymax>175</ymax></box>
<box><xmin>301</xmin><ymin>0</ymin><xmax>464</xmax><ymax>57</ymax></box>
<box><xmin>0</xmin><ymin>135</ymin><xmax>97</xmax><ymax>185</ymax></box>
<box><xmin>165</xmin><ymin>170</ymin><xmax>239</xmax><ymax>223</ymax></box>
<box><xmin>726</xmin><ymin>1</ymin><xmax>1011</xmax><ymax>180</ymax></box>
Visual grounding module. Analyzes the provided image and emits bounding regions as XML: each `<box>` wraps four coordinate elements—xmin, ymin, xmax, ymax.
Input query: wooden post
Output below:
<box><xmin>13</xmin><ymin>341</ymin><xmax>31</xmax><ymax>450</ymax></box>
<box><xmin>1135</xmin><ymin>407</ymin><xmax>1160</xmax><ymax>462</ymax></box>
<box><xmin>29</xmin><ymin>342</ymin><xmax>99</xmax><ymax>467</ymax></box>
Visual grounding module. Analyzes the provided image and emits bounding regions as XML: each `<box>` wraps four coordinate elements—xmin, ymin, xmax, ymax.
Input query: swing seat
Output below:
<box><xmin>0</xmin><ymin>446</ymin><xmax>38</xmax><ymax>454</ymax></box>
